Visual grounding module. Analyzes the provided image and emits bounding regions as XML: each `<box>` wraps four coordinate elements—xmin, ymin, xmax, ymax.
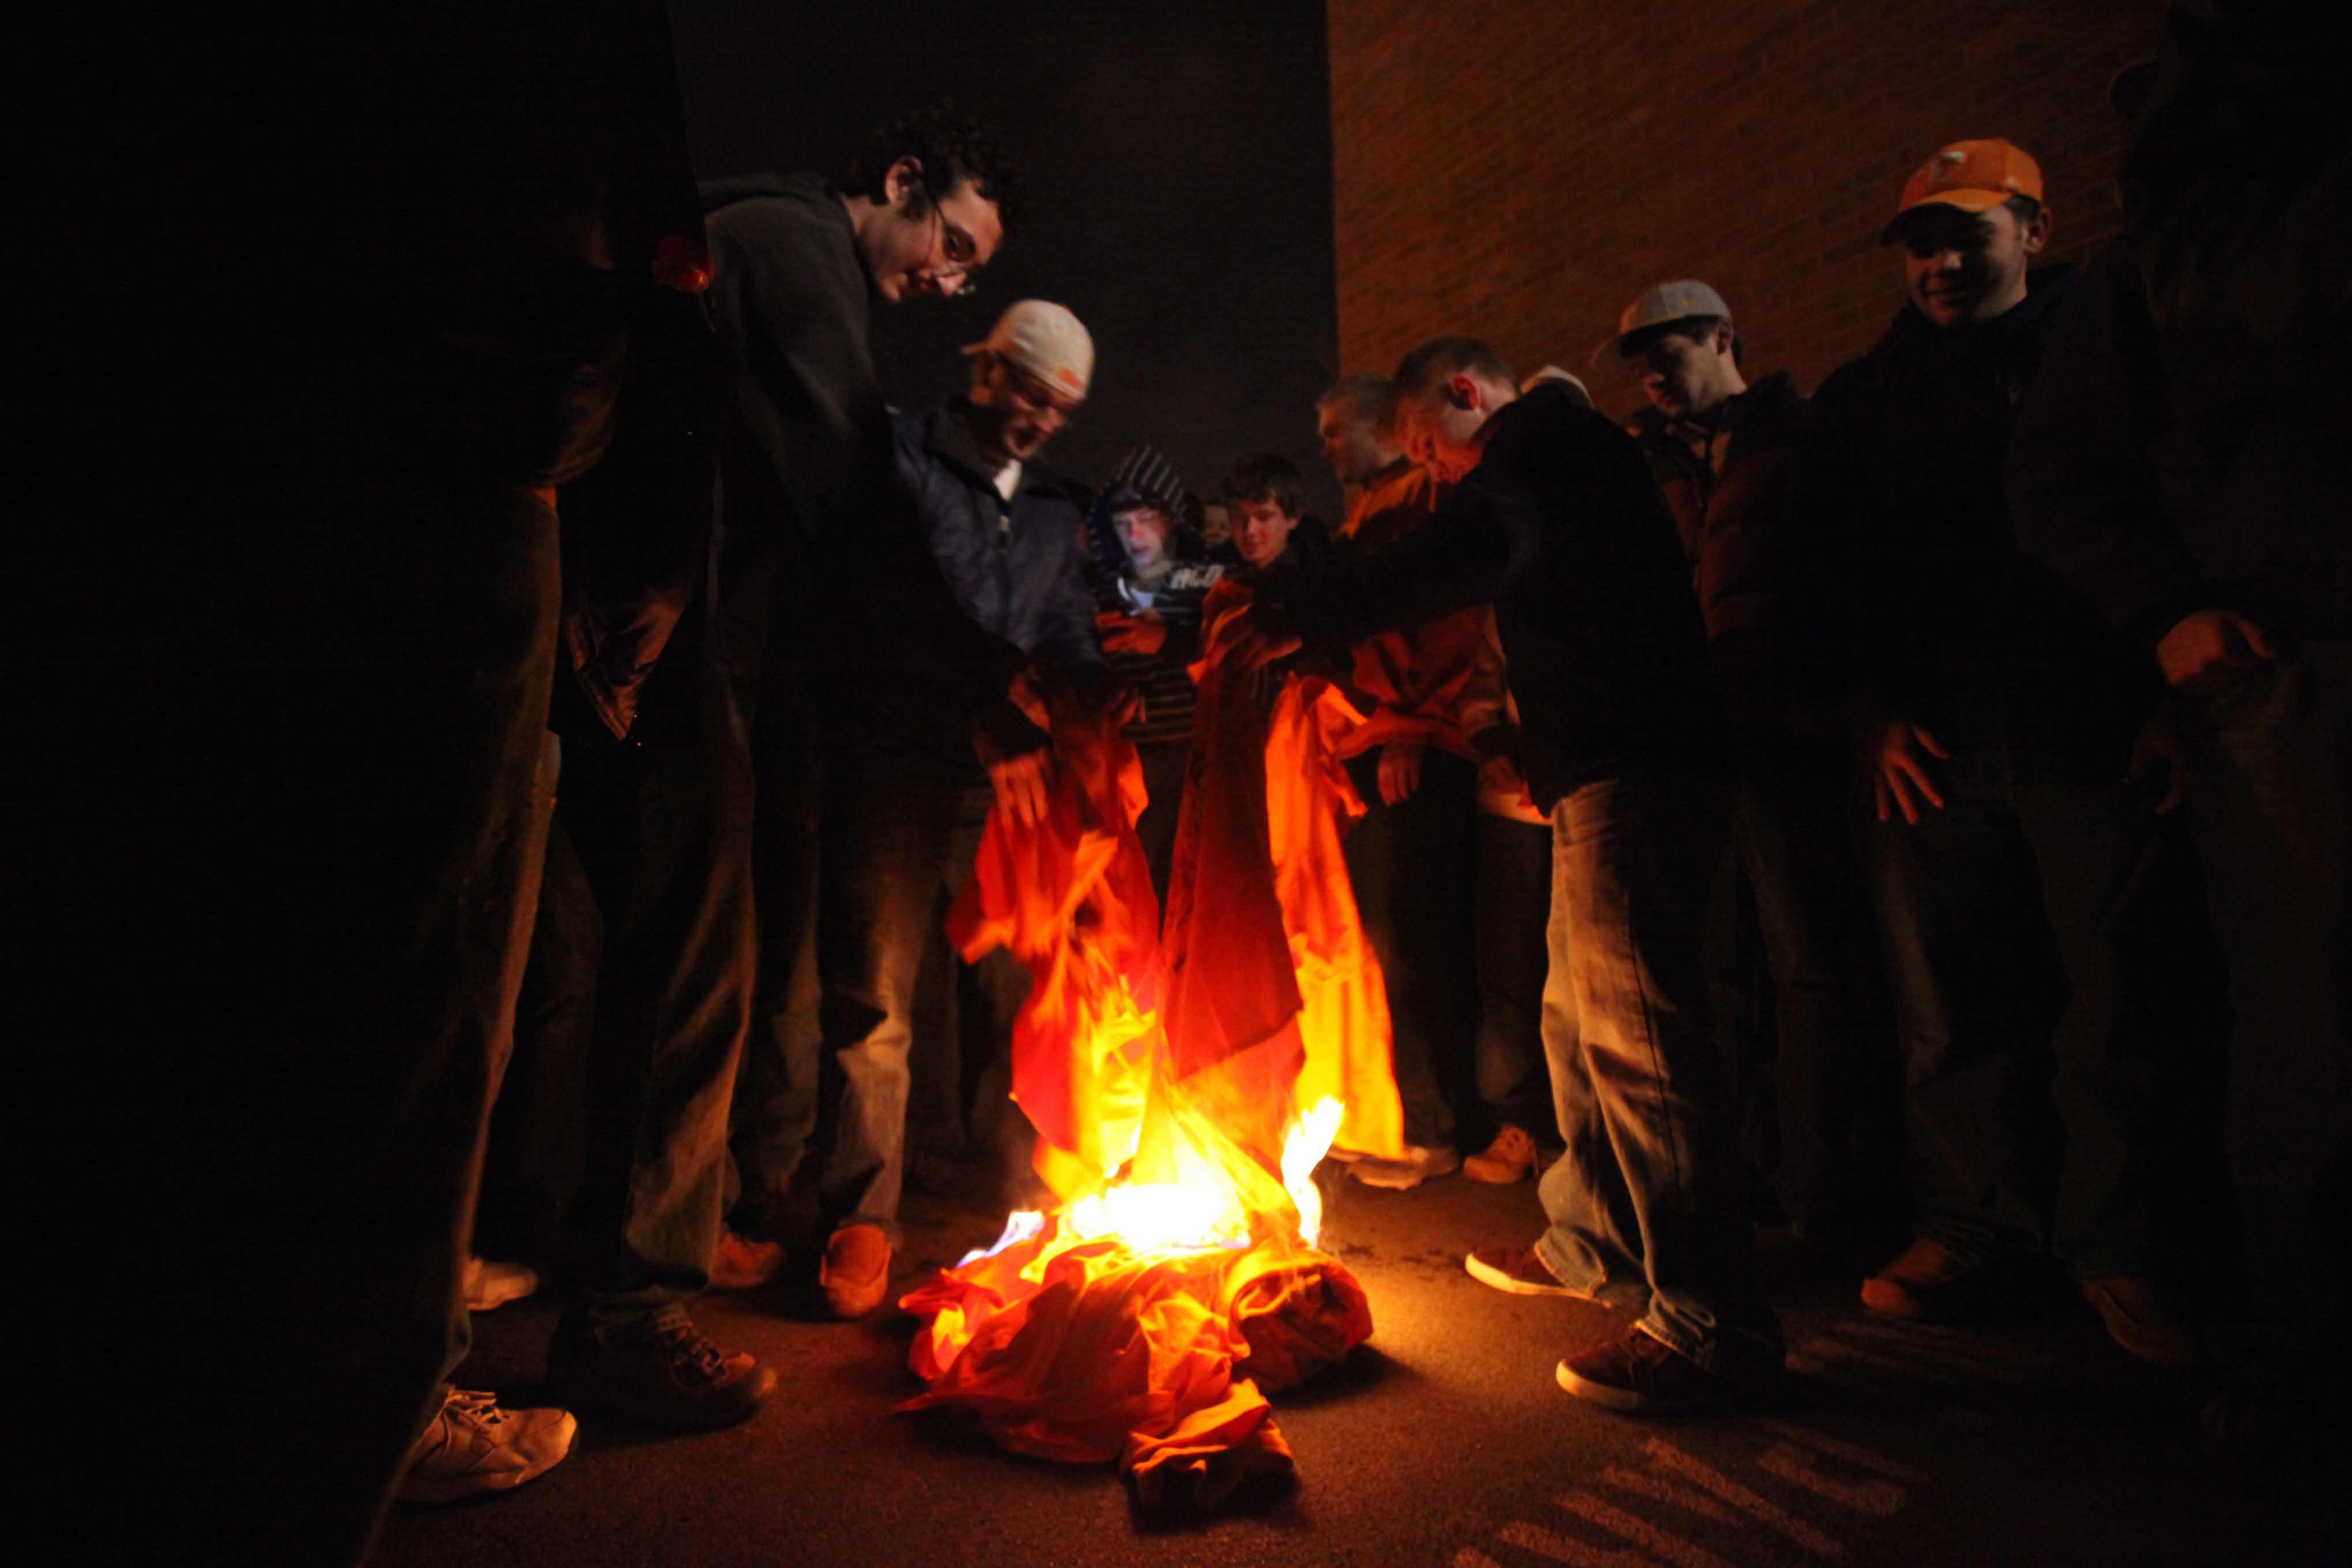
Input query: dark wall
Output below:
<box><xmin>1329</xmin><ymin>0</ymin><xmax>2161</xmax><ymax>418</ymax></box>
<box><xmin>672</xmin><ymin>0</ymin><xmax>1343</xmax><ymax>522</ymax></box>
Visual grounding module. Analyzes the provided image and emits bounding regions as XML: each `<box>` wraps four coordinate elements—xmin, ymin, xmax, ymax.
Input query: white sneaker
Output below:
<box><xmin>397</xmin><ymin>1386</ymin><xmax>576</xmax><ymax>1503</ymax></box>
<box><xmin>1347</xmin><ymin>1144</ymin><xmax>1461</xmax><ymax>1190</ymax></box>
<box><xmin>463</xmin><ymin>1255</ymin><xmax>540</xmax><ymax>1313</ymax></box>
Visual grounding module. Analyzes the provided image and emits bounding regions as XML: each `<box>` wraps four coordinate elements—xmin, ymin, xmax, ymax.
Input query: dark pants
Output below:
<box><xmin>1341</xmin><ymin>747</ymin><xmax>1479</xmax><ymax>1149</ymax></box>
<box><xmin>1472</xmin><ymin>812</ymin><xmax>1556</xmax><ymax>1139</ymax></box>
<box><xmin>534</xmin><ymin>686</ymin><xmax>755</xmax><ymax>1330</ymax></box>
<box><xmin>1132</xmin><ymin>735</ymin><xmax>1192</xmax><ymax>903</ymax></box>
<box><xmin>1533</xmin><ymin>767</ymin><xmax>1774</xmax><ymax>1367</ymax></box>
<box><xmin>797</xmin><ymin>739</ymin><xmax>1000</xmax><ymax>1247</ymax></box>
<box><xmin>1863</xmin><ymin>676</ymin><xmax>2211</xmax><ymax>1275</ymax></box>
<box><xmin>479</xmin><ymin>789</ymin><xmax>601</xmax><ymax>1260</ymax></box>
<box><xmin>731</xmin><ymin>684</ymin><xmax>826</xmax><ymax>1239</ymax></box>
<box><xmin>1721</xmin><ymin>734</ymin><xmax>1894</xmax><ymax>1232</ymax></box>
<box><xmin>2181</xmin><ymin>642</ymin><xmax>2351</xmax><ymax>1372</ymax></box>
<box><xmin>62</xmin><ymin>442</ymin><xmax>562</xmax><ymax>1565</ymax></box>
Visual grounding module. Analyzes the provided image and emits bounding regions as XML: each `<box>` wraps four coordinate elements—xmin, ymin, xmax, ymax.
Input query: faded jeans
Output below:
<box><xmin>1532</xmin><ymin>767</ymin><xmax>1776</xmax><ymax>1369</ymax></box>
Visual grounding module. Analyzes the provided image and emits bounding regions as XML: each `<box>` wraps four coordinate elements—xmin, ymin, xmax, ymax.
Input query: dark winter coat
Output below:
<box><xmin>830</xmin><ymin>401</ymin><xmax>1103</xmax><ymax>760</ymax></box>
<box><xmin>1281</xmin><ymin>381</ymin><xmax>1722</xmax><ymax>809</ymax></box>
<box><xmin>1630</xmin><ymin>371</ymin><xmax>1814</xmax><ymax>730</ymax></box>
<box><xmin>1805</xmin><ymin>267</ymin><xmax>2146</xmax><ymax>721</ymax></box>
<box><xmin>2006</xmin><ymin>107</ymin><xmax>2351</xmax><ymax>647</ymax></box>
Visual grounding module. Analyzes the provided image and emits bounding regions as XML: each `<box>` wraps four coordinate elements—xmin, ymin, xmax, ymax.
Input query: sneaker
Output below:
<box><xmin>2080</xmin><ymin>1275</ymin><xmax>2199</xmax><ymax>1367</ymax></box>
<box><xmin>1556</xmin><ymin>1325</ymin><xmax>1758</xmax><ymax>1414</ymax></box>
<box><xmin>709</xmin><ymin>1228</ymin><xmax>786</xmax><ymax>1291</ymax></box>
<box><xmin>1347</xmin><ymin>1144</ymin><xmax>1461</xmax><ymax>1190</ymax></box>
<box><xmin>548</xmin><ymin>1306</ymin><xmax>777</xmax><ymax>1430</ymax></box>
<box><xmin>819</xmin><ymin>1223</ymin><xmax>893</xmax><ymax>1320</ymax></box>
<box><xmin>1860</xmin><ymin>1235</ymin><xmax>1987</xmax><ymax>1321</ymax></box>
<box><xmin>397</xmin><ymin>1386</ymin><xmax>575</xmax><ymax>1503</ymax></box>
<box><xmin>1465</xmin><ymin>1245</ymin><xmax>1591</xmax><ymax>1298</ymax></box>
<box><xmin>1463</xmin><ymin>1125</ymin><xmax>1538</xmax><ymax>1184</ymax></box>
<box><xmin>462</xmin><ymin>1255</ymin><xmax>540</xmax><ymax>1313</ymax></box>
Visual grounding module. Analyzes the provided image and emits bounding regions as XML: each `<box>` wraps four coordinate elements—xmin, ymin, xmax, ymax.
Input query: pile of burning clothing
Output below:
<box><xmin>900</xmin><ymin>618</ymin><xmax>1398</xmax><ymax>1506</ymax></box>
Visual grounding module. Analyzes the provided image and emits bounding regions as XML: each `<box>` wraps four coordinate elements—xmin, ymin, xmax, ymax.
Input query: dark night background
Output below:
<box><xmin>670</xmin><ymin>0</ymin><xmax>1345</xmax><ymax>523</ymax></box>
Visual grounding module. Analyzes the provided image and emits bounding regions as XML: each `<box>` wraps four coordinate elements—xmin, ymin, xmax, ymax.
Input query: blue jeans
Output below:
<box><xmin>1532</xmin><ymin>768</ymin><xmax>1776</xmax><ymax>1369</ymax></box>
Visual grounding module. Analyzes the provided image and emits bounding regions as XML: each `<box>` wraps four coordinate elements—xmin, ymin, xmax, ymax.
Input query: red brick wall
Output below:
<box><xmin>1328</xmin><ymin>0</ymin><xmax>2163</xmax><ymax>413</ymax></box>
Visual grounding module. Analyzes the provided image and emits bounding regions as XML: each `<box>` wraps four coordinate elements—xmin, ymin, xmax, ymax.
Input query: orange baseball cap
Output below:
<box><xmin>1881</xmin><ymin>140</ymin><xmax>2044</xmax><ymax>244</ymax></box>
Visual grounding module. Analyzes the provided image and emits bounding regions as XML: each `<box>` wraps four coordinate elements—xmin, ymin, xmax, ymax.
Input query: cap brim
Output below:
<box><xmin>1880</xmin><ymin>189</ymin><xmax>2011</xmax><ymax>245</ymax></box>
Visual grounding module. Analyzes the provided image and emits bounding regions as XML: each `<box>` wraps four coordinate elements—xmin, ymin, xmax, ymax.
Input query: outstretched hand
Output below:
<box><xmin>1868</xmin><ymin>714</ymin><xmax>1950</xmax><ymax>825</ymax></box>
<box><xmin>1095</xmin><ymin>609</ymin><xmax>1167</xmax><ymax>656</ymax></box>
<box><xmin>1378</xmin><ymin>740</ymin><xmax>1425</xmax><ymax>805</ymax></box>
<box><xmin>970</xmin><ymin>702</ymin><xmax>1054</xmax><ymax>828</ymax></box>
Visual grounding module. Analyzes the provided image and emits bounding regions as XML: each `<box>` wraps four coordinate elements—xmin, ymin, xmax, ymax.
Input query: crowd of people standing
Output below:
<box><xmin>47</xmin><ymin>3</ymin><xmax>2339</xmax><ymax>1561</ymax></box>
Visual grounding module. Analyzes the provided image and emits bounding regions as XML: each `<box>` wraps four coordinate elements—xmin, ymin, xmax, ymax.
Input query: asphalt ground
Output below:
<box><xmin>376</xmin><ymin>1167</ymin><xmax>2342</xmax><ymax>1568</ymax></box>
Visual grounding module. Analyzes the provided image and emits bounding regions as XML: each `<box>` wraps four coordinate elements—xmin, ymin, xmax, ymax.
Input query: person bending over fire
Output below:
<box><xmin>1223</xmin><ymin>336</ymin><xmax>1782</xmax><ymax>1413</ymax></box>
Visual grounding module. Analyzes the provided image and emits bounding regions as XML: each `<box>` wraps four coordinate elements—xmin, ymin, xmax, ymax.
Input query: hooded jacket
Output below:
<box><xmin>1279</xmin><ymin>381</ymin><xmax>1722</xmax><ymax>810</ymax></box>
<box><xmin>1087</xmin><ymin>483</ymin><xmax>1223</xmax><ymax>746</ymax></box>
<box><xmin>700</xmin><ymin>172</ymin><xmax>896</xmax><ymax>715</ymax></box>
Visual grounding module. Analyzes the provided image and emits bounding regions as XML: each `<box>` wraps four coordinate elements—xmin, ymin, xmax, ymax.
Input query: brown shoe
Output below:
<box><xmin>819</xmin><ymin>1224</ymin><xmax>893</xmax><ymax>1319</ymax></box>
<box><xmin>1465</xmin><ymin>1245</ymin><xmax>1592</xmax><ymax>1298</ymax></box>
<box><xmin>1463</xmin><ymin>1125</ymin><xmax>1538</xmax><ymax>1184</ymax></box>
<box><xmin>2080</xmin><ymin>1275</ymin><xmax>2199</xmax><ymax>1367</ymax></box>
<box><xmin>709</xmin><ymin>1227</ymin><xmax>786</xmax><ymax>1291</ymax></box>
<box><xmin>1861</xmin><ymin>1235</ymin><xmax>1984</xmax><ymax>1320</ymax></box>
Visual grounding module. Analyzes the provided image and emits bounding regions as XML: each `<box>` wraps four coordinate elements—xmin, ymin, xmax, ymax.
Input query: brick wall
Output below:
<box><xmin>1328</xmin><ymin>0</ymin><xmax>2163</xmax><ymax>413</ymax></box>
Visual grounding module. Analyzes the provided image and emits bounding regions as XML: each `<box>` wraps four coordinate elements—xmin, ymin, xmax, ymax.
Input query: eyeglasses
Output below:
<box><xmin>929</xmin><ymin>202</ymin><xmax>983</xmax><ymax>299</ymax></box>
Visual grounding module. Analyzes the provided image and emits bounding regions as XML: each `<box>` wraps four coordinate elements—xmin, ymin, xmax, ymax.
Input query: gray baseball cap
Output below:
<box><xmin>1590</xmin><ymin>280</ymin><xmax>1732</xmax><ymax>367</ymax></box>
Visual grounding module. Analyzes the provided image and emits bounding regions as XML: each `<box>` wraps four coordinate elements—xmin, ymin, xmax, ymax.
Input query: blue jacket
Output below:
<box><xmin>830</xmin><ymin>401</ymin><xmax>1102</xmax><ymax>754</ymax></box>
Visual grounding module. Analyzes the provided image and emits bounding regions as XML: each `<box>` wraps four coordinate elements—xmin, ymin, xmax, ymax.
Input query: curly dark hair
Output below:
<box><xmin>843</xmin><ymin>101</ymin><xmax>1024</xmax><ymax>237</ymax></box>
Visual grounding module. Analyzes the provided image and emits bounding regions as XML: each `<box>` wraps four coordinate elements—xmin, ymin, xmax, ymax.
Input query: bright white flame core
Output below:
<box><xmin>1283</xmin><ymin>1097</ymin><xmax>1345</xmax><ymax>1246</ymax></box>
<box><xmin>959</xmin><ymin>1097</ymin><xmax>1347</xmax><ymax>1264</ymax></box>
